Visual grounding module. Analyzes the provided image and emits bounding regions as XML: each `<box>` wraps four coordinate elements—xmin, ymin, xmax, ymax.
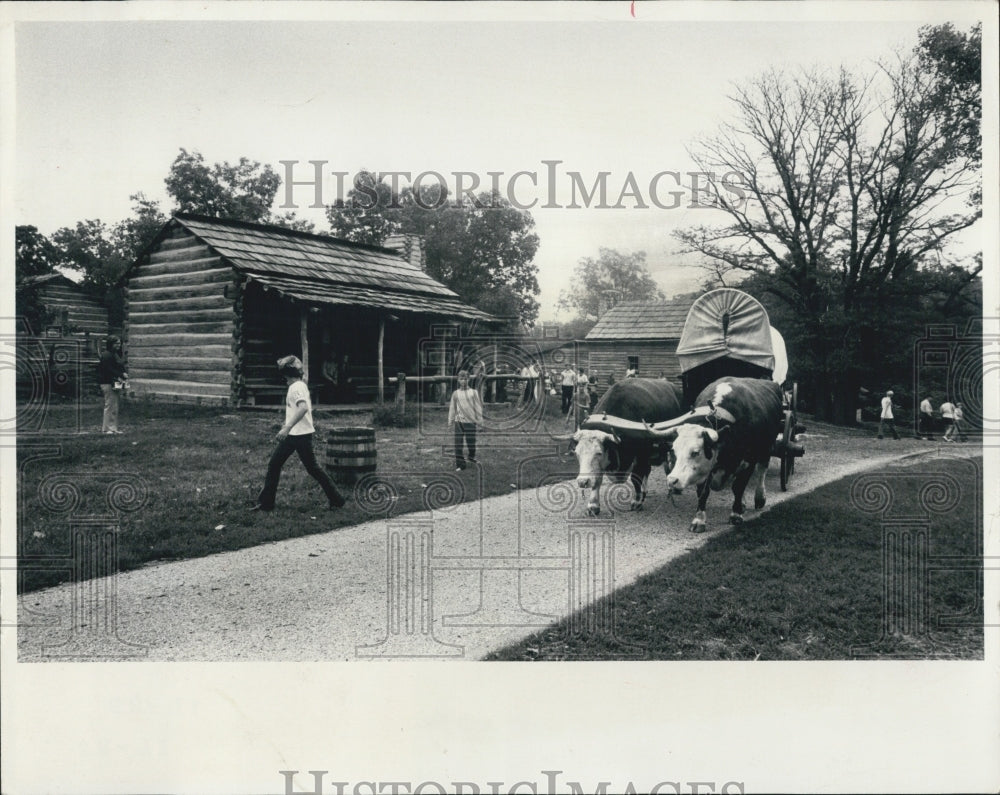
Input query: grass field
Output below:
<box><xmin>17</xmin><ymin>395</ymin><xmax>576</xmax><ymax>593</ymax></box>
<box><xmin>485</xmin><ymin>456</ymin><xmax>984</xmax><ymax>661</ymax></box>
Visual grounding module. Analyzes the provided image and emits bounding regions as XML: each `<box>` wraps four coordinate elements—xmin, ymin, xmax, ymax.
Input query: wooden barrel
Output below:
<box><xmin>325</xmin><ymin>427</ymin><xmax>377</xmax><ymax>483</ymax></box>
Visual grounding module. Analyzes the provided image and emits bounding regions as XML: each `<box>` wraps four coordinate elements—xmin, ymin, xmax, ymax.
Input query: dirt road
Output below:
<box><xmin>16</xmin><ymin>440</ymin><xmax>979</xmax><ymax>662</ymax></box>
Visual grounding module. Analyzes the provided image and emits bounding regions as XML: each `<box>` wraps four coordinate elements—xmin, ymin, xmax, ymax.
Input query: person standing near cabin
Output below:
<box><xmin>449</xmin><ymin>369</ymin><xmax>484</xmax><ymax>471</ymax></box>
<box><xmin>877</xmin><ymin>389</ymin><xmax>899</xmax><ymax>440</ymax></box>
<box><xmin>560</xmin><ymin>365</ymin><xmax>576</xmax><ymax>414</ymax></box>
<box><xmin>96</xmin><ymin>335</ymin><xmax>127</xmax><ymax>434</ymax></box>
<box><xmin>251</xmin><ymin>355</ymin><xmax>345</xmax><ymax>512</ymax></box>
<box><xmin>320</xmin><ymin>350</ymin><xmax>340</xmax><ymax>403</ymax></box>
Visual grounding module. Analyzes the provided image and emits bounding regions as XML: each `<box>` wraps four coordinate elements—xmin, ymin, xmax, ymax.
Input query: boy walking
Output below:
<box><xmin>877</xmin><ymin>390</ymin><xmax>899</xmax><ymax>440</ymax></box>
<box><xmin>449</xmin><ymin>369</ymin><xmax>484</xmax><ymax>470</ymax></box>
<box><xmin>940</xmin><ymin>399</ymin><xmax>957</xmax><ymax>441</ymax></box>
<box><xmin>251</xmin><ymin>355</ymin><xmax>345</xmax><ymax>512</ymax></box>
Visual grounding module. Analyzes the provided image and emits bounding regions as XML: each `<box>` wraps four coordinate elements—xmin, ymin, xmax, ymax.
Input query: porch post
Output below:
<box><xmin>439</xmin><ymin>335</ymin><xmax>447</xmax><ymax>404</ymax></box>
<box><xmin>491</xmin><ymin>339</ymin><xmax>498</xmax><ymax>402</ymax></box>
<box><xmin>300</xmin><ymin>307</ymin><xmax>309</xmax><ymax>383</ymax></box>
<box><xmin>377</xmin><ymin>316</ymin><xmax>385</xmax><ymax>404</ymax></box>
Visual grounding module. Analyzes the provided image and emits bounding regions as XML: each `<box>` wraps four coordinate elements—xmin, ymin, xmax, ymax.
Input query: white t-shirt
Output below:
<box><xmin>561</xmin><ymin>368</ymin><xmax>576</xmax><ymax>386</ymax></box>
<box><xmin>881</xmin><ymin>396</ymin><xmax>894</xmax><ymax>419</ymax></box>
<box><xmin>920</xmin><ymin>398</ymin><xmax>933</xmax><ymax>415</ymax></box>
<box><xmin>940</xmin><ymin>402</ymin><xmax>955</xmax><ymax>420</ymax></box>
<box><xmin>285</xmin><ymin>380</ymin><xmax>315</xmax><ymax>435</ymax></box>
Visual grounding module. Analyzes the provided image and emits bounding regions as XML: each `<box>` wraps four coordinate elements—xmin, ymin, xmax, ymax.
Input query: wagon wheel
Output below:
<box><xmin>779</xmin><ymin>383</ymin><xmax>800</xmax><ymax>491</ymax></box>
<box><xmin>780</xmin><ymin>410</ymin><xmax>795</xmax><ymax>491</ymax></box>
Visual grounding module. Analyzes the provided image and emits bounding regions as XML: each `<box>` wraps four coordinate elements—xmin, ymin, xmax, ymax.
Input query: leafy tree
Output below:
<box><xmin>15</xmin><ymin>225</ymin><xmax>60</xmax><ymax>334</ymax></box>
<box><xmin>165</xmin><ymin>148</ymin><xmax>281</xmax><ymax>222</ymax></box>
<box><xmin>15</xmin><ymin>225</ymin><xmax>59</xmax><ymax>281</ymax></box>
<box><xmin>51</xmin><ymin>193</ymin><xmax>168</xmax><ymax>329</ymax></box>
<box><xmin>674</xmin><ymin>26</ymin><xmax>981</xmax><ymax>424</ymax></box>
<box><xmin>917</xmin><ymin>22</ymin><xmax>982</xmax><ymax>168</ymax></box>
<box><xmin>557</xmin><ymin>248</ymin><xmax>665</xmax><ymax>321</ymax></box>
<box><xmin>326</xmin><ymin>170</ymin><xmax>398</xmax><ymax>245</ymax></box>
<box><xmin>555</xmin><ymin>315</ymin><xmax>597</xmax><ymax>341</ymax></box>
<box><xmin>326</xmin><ymin>175</ymin><xmax>541</xmax><ymax>326</ymax></box>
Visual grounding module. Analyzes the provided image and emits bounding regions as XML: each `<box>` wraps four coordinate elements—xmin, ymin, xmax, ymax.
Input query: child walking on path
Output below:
<box><xmin>251</xmin><ymin>355</ymin><xmax>345</xmax><ymax>512</ymax></box>
<box><xmin>449</xmin><ymin>369</ymin><xmax>484</xmax><ymax>470</ymax></box>
<box><xmin>877</xmin><ymin>389</ymin><xmax>900</xmax><ymax>440</ymax></box>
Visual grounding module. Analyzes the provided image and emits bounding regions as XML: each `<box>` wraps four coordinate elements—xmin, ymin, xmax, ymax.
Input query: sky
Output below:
<box><xmin>8</xmin><ymin>4</ymin><xmax>989</xmax><ymax>321</ymax></box>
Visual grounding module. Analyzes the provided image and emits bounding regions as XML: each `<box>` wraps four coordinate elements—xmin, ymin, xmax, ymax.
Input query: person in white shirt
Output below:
<box><xmin>560</xmin><ymin>366</ymin><xmax>576</xmax><ymax>415</ymax></box>
<box><xmin>449</xmin><ymin>369</ymin><xmax>485</xmax><ymax>470</ymax></box>
<box><xmin>919</xmin><ymin>396</ymin><xmax>935</xmax><ymax>440</ymax></box>
<box><xmin>940</xmin><ymin>399</ymin><xmax>957</xmax><ymax>441</ymax></box>
<box><xmin>877</xmin><ymin>390</ymin><xmax>899</xmax><ymax>440</ymax></box>
<box><xmin>251</xmin><ymin>355</ymin><xmax>345</xmax><ymax>512</ymax></box>
<box><xmin>953</xmin><ymin>402</ymin><xmax>966</xmax><ymax>442</ymax></box>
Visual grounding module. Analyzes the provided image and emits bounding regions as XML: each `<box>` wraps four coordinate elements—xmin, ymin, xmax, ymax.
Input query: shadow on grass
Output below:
<box><xmin>485</xmin><ymin>456</ymin><xmax>984</xmax><ymax>661</ymax></box>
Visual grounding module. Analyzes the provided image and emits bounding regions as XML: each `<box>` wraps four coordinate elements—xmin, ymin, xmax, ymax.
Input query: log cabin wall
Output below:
<box><xmin>125</xmin><ymin>226</ymin><xmax>236</xmax><ymax>402</ymax></box>
<box><xmin>38</xmin><ymin>278</ymin><xmax>109</xmax><ymax>341</ymax></box>
<box><xmin>587</xmin><ymin>340</ymin><xmax>683</xmax><ymax>395</ymax></box>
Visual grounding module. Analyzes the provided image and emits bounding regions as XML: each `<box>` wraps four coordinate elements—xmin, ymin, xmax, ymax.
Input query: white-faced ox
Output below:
<box><xmin>649</xmin><ymin>377</ymin><xmax>783</xmax><ymax>532</ymax></box>
<box><xmin>562</xmin><ymin>378</ymin><xmax>683</xmax><ymax>515</ymax></box>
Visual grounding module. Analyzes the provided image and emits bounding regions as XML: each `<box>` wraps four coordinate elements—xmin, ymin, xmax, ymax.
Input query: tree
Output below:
<box><xmin>326</xmin><ymin>175</ymin><xmax>542</xmax><ymax>326</ymax></box>
<box><xmin>163</xmin><ymin>148</ymin><xmax>316</xmax><ymax>231</ymax></box>
<box><xmin>15</xmin><ymin>225</ymin><xmax>60</xmax><ymax>334</ymax></box>
<box><xmin>165</xmin><ymin>148</ymin><xmax>281</xmax><ymax>222</ymax></box>
<box><xmin>917</xmin><ymin>22</ymin><xmax>982</xmax><ymax>168</ymax></box>
<box><xmin>51</xmin><ymin>193</ymin><xmax>168</xmax><ymax>329</ymax></box>
<box><xmin>15</xmin><ymin>225</ymin><xmax>59</xmax><ymax>281</ymax></box>
<box><xmin>557</xmin><ymin>248</ymin><xmax>665</xmax><ymax>321</ymax></box>
<box><xmin>674</xmin><ymin>26</ymin><xmax>981</xmax><ymax>424</ymax></box>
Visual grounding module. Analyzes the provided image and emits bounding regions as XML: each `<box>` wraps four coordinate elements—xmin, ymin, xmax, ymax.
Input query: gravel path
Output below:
<box><xmin>16</xmin><ymin>435</ymin><xmax>980</xmax><ymax>662</ymax></box>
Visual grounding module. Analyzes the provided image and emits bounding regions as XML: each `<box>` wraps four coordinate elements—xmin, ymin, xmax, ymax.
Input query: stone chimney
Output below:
<box><xmin>384</xmin><ymin>233</ymin><xmax>426</xmax><ymax>271</ymax></box>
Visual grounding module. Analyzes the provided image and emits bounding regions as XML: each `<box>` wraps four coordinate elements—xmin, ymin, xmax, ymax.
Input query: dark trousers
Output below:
<box><xmin>919</xmin><ymin>413</ymin><xmax>935</xmax><ymax>437</ymax></box>
<box><xmin>454</xmin><ymin>422</ymin><xmax>477</xmax><ymax>466</ymax></box>
<box><xmin>257</xmin><ymin>433</ymin><xmax>344</xmax><ymax>509</ymax></box>
<box><xmin>561</xmin><ymin>386</ymin><xmax>574</xmax><ymax>414</ymax></box>
<box><xmin>877</xmin><ymin>417</ymin><xmax>899</xmax><ymax>439</ymax></box>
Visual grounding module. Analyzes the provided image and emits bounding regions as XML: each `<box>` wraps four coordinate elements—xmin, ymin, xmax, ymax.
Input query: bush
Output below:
<box><xmin>371</xmin><ymin>403</ymin><xmax>420</xmax><ymax>428</ymax></box>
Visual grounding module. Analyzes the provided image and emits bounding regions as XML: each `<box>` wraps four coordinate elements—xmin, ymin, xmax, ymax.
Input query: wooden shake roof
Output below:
<box><xmin>141</xmin><ymin>214</ymin><xmax>494</xmax><ymax>321</ymax></box>
<box><xmin>585</xmin><ymin>295</ymin><xmax>699</xmax><ymax>341</ymax></box>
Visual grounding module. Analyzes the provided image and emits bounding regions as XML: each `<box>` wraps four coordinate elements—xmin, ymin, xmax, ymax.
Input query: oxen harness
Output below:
<box><xmin>580</xmin><ymin>402</ymin><xmax>736</xmax><ymax>436</ymax></box>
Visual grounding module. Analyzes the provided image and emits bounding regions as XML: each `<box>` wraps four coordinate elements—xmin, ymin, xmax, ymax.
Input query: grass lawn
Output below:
<box><xmin>485</xmin><ymin>456</ymin><xmax>984</xmax><ymax>661</ymax></box>
<box><xmin>17</xmin><ymin>395</ymin><xmax>575</xmax><ymax>593</ymax></box>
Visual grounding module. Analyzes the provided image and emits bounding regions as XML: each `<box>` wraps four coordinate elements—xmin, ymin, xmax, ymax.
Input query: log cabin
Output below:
<box><xmin>584</xmin><ymin>294</ymin><xmax>700</xmax><ymax>396</ymax></box>
<box><xmin>121</xmin><ymin>214</ymin><xmax>493</xmax><ymax>406</ymax></box>
<box><xmin>15</xmin><ymin>273</ymin><xmax>110</xmax><ymax>396</ymax></box>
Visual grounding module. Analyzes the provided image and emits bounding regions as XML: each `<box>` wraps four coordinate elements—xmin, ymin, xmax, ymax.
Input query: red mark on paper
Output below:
<box><xmin>630</xmin><ymin>1</ymin><xmax>636</xmax><ymax>17</ymax></box>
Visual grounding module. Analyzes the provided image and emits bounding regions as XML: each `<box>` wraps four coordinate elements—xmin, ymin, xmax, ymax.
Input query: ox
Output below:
<box><xmin>647</xmin><ymin>377</ymin><xmax>783</xmax><ymax>533</ymax></box>
<box><xmin>562</xmin><ymin>378</ymin><xmax>683</xmax><ymax>515</ymax></box>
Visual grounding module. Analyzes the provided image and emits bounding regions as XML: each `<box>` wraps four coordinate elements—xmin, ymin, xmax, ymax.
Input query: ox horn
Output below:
<box><xmin>641</xmin><ymin>419</ymin><xmax>680</xmax><ymax>440</ymax></box>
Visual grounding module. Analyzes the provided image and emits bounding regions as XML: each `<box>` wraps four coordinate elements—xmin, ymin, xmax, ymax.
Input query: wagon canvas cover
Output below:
<box><xmin>675</xmin><ymin>288</ymin><xmax>776</xmax><ymax>374</ymax></box>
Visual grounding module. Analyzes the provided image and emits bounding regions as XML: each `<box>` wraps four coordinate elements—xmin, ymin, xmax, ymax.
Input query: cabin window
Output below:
<box><xmin>627</xmin><ymin>355</ymin><xmax>639</xmax><ymax>374</ymax></box>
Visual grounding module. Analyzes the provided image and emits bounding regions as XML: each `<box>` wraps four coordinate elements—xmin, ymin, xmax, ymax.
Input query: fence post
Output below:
<box><xmin>396</xmin><ymin>372</ymin><xmax>406</xmax><ymax>411</ymax></box>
